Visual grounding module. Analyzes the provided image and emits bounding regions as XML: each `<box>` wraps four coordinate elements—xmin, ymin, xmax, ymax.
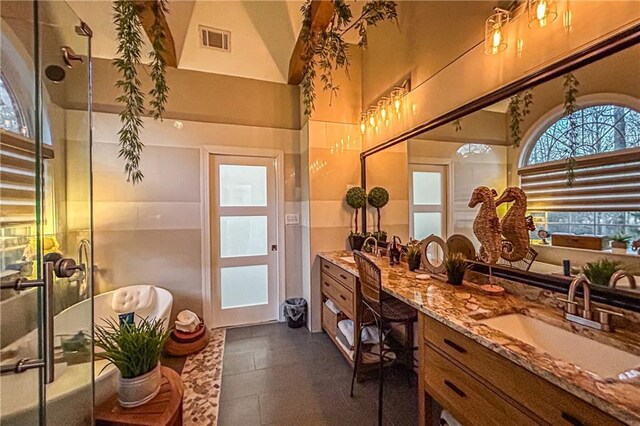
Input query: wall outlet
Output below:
<box><xmin>285</xmin><ymin>214</ymin><xmax>300</xmax><ymax>225</ymax></box>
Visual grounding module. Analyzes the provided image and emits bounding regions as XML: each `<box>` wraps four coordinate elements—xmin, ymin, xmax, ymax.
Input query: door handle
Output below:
<box><xmin>0</xmin><ymin>262</ymin><xmax>55</xmax><ymax>383</ymax></box>
<box><xmin>271</xmin><ymin>244</ymin><xmax>278</xmax><ymax>251</ymax></box>
<box><xmin>43</xmin><ymin>262</ymin><xmax>55</xmax><ymax>384</ymax></box>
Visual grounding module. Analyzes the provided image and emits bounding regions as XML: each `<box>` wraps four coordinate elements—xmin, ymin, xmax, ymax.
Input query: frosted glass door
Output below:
<box><xmin>210</xmin><ymin>155</ymin><xmax>278</xmax><ymax>327</ymax></box>
<box><xmin>410</xmin><ymin>165</ymin><xmax>448</xmax><ymax>240</ymax></box>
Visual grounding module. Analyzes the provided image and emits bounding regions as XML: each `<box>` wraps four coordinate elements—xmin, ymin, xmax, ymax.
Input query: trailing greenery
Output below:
<box><xmin>300</xmin><ymin>0</ymin><xmax>398</xmax><ymax>115</ymax></box>
<box><xmin>368</xmin><ymin>186</ymin><xmax>389</xmax><ymax>234</ymax></box>
<box><xmin>508</xmin><ymin>90</ymin><xmax>534</xmax><ymax>148</ymax></box>
<box><xmin>582</xmin><ymin>259</ymin><xmax>619</xmax><ymax>287</ymax></box>
<box><xmin>113</xmin><ymin>0</ymin><xmax>171</xmax><ymax>184</ymax></box>
<box><xmin>113</xmin><ymin>0</ymin><xmax>146</xmax><ymax>184</ymax></box>
<box><xmin>149</xmin><ymin>0</ymin><xmax>170</xmax><ymax>120</ymax></box>
<box><xmin>563</xmin><ymin>73</ymin><xmax>580</xmax><ymax>186</ymax></box>
<box><xmin>346</xmin><ymin>186</ymin><xmax>367</xmax><ymax>234</ymax></box>
<box><xmin>94</xmin><ymin>316</ymin><xmax>169</xmax><ymax>379</ymax></box>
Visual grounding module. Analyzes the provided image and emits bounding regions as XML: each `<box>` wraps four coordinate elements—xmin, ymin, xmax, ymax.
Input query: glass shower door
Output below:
<box><xmin>1</xmin><ymin>1</ymin><xmax>94</xmax><ymax>425</ymax></box>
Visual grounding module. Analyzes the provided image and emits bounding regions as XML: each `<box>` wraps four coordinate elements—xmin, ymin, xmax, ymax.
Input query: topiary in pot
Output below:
<box><xmin>346</xmin><ymin>187</ymin><xmax>367</xmax><ymax>250</ymax></box>
<box><xmin>368</xmin><ymin>187</ymin><xmax>389</xmax><ymax>242</ymax></box>
<box><xmin>95</xmin><ymin>316</ymin><xmax>170</xmax><ymax>408</ymax></box>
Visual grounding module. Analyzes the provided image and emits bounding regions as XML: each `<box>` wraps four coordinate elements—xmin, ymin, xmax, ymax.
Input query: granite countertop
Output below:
<box><xmin>318</xmin><ymin>250</ymin><xmax>640</xmax><ymax>425</ymax></box>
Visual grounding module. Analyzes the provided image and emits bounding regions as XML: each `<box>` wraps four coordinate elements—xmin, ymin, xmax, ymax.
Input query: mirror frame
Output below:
<box><xmin>360</xmin><ymin>24</ymin><xmax>640</xmax><ymax>312</ymax></box>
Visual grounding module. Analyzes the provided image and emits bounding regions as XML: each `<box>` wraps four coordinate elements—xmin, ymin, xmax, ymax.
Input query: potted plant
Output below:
<box><xmin>406</xmin><ymin>242</ymin><xmax>422</xmax><ymax>272</ymax></box>
<box><xmin>346</xmin><ymin>187</ymin><xmax>367</xmax><ymax>251</ymax></box>
<box><xmin>368</xmin><ymin>187</ymin><xmax>389</xmax><ymax>243</ymax></box>
<box><xmin>94</xmin><ymin>316</ymin><xmax>170</xmax><ymax>408</ymax></box>
<box><xmin>444</xmin><ymin>252</ymin><xmax>468</xmax><ymax>285</ymax></box>
<box><xmin>610</xmin><ymin>233</ymin><xmax>631</xmax><ymax>254</ymax></box>
<box><xmin>582</xmin><ymin>259</ymin><xmax>620</xmax><ymax>286</ymax></box>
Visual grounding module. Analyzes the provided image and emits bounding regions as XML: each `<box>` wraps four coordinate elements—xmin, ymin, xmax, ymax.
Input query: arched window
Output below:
<box><xmin>519</xmin><ymin>102</ymin><xmax>640</xmax><ymax>245</ymax></box>
<box><xmin>0</xmin><ymin>73</ymin><xmax>28</xmax><ymax>137</ymax></box>
<box><xmin>526</xmin><ymin>104</ymin><xmax>640</xmax><ymax>165</ymax></box>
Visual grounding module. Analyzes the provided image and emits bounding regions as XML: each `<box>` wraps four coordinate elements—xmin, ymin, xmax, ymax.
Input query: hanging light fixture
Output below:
<box><xmin>378</xmin><ymin>97</ymin><xmax>390</xmax><ymax>121</ymax></box>
<box><xmin>528</xmin><ymin>0</ymin><xmax>557</xmax><ymax>28</ymax></box>
<box><xmin>359</xmin><ymin>113</ymin><xmax>367</xmax><ymax>134</ymax></box>
<box><xmin>484</xmin><ymin>8</ymin><xmax>510</xmax><ymax>55</ymax></box>
<box><xmin>367</xmin><ymin>107</ymin><xmax>377</xmax><ymax>128</ymax></box>
<box><xmin>390</xmin><ymin>87</ymin><xmax>406</xmax><ymax>114</ymax></box>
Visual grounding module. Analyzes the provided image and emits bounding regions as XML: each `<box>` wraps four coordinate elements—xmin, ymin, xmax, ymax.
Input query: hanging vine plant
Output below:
<box><xmin>563</xmin><ymin>72</ymin><xmax>580</xmax><ymax>186</ymax></box>
<box><xmin>300</xmin><ymin>0</ymin><xmax>398</xmax><ymax>116</ymax></box>
<box><xmin>113</xmin><ymin>0</ymin><xmax>170</xmax><ymax>184</ymax></box>
<box><xmin>508</xmin><ymin>89</ymin><xmax>534</xmax><ymax>148</ymax></box>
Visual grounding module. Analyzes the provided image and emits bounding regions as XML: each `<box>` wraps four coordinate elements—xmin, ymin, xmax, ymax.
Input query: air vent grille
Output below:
<box><xmin>199</xmin><ymin>26</ymin><xmax>230</xmax><ymax>52</ymax></box>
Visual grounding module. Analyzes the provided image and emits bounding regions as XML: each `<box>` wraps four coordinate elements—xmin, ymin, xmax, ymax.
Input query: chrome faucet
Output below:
<box><xmin>609</xmin><ymin>270</ymin><xmax>637</xmax><ymax>290</ymax></box>
<box><xmin>558</xmin><ymin>274</ymin><xmax>623</xmax><ymax>332</ymax></box>
<box><xmin>362</xmin><ymin>236</ymin><xmax>379</xmax><ymax>257</ymax></box>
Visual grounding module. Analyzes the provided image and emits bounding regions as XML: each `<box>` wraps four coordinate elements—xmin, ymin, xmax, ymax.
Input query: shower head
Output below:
<box><xmin>45</xmin><ymin>65</ymin><xmax>66</xmax><ymax>83</ymax></box>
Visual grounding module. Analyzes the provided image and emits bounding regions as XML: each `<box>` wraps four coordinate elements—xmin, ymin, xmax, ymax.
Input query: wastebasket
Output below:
<box><xmin>283</xmin><ymin>298</ymin><xmax>307</xmax><ymax>328</ymax></box>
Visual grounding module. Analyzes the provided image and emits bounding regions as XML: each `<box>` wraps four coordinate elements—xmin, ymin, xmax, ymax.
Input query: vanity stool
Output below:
<box><xmin>350</xmin><ymin>251</ymin><xmax>418</xmax><ymax>426</ymax></box>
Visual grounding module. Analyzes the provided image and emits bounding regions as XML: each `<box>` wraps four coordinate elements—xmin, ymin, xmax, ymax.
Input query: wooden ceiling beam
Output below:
<box><xmin>287</xmin><ymin>0</ymin><xmax>334</xmax><ymax>85</ymax></box>
<box><xmin>133</xmin><ymin>0</ymin><xmax>178</xmax><ymax>68</ymax></box>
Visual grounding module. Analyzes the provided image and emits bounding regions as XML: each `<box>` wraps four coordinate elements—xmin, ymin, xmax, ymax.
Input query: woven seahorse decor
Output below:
<box><xmin>468</xmin><ymin>186</ymin><xmax>502</xmax><ymax>264</ymax></box>
<box><xmin>496</xmin><ymin>187</ymin><xmax>532</xmax><ymax>262</ymax></box>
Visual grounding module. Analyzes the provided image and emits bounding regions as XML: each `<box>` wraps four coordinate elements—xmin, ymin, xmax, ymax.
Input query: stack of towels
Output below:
<box><xmin>336</xmin><ymin>318</ymin><xmax>396</xmax><ymax>364</ymax></box>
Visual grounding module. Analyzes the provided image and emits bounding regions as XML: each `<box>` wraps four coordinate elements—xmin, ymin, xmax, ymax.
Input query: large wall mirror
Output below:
<box><xmin>363</xmin><ymin>43</ymin><xmax>640</xmax><ymax>307</ymax></box>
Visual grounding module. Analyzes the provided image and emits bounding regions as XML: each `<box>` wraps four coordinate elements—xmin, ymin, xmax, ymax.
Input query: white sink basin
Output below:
<box><xmin>478</xmin><ymin>314</ymin><xmax>640</xmax><ymax>379</ymax></box>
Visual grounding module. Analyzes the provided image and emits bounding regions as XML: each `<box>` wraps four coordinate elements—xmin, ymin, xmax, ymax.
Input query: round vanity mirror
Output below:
<box><xmin>420</xmin><ymin>235</ymin><xmax>447</xmax><ymax>275</ymax></box>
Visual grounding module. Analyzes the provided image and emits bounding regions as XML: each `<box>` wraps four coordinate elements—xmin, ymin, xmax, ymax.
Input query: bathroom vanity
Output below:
<box><xmin>317</xmin><ymin>251</ymin><xmax>640</xmax><ymax>425</ymax></box>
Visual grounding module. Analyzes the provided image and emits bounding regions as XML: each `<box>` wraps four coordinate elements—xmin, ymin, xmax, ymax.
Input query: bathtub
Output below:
<box><xmin>1</xmin><ymin>286</ymin><xmax>173</xmax><ymax>426</ymax></box>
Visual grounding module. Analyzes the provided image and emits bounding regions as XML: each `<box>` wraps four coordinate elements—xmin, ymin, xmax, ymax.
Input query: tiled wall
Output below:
<box><xmin>70</xmin><ymin>111</ymin><xmax>302</xmax><ymax>321</ymax></box>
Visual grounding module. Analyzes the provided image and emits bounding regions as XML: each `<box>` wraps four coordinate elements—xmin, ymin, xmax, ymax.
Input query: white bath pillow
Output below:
<box><xmin>111</xmin><ymin>285</ymin><xmax>155</xmax><ymax>314</ymax></box>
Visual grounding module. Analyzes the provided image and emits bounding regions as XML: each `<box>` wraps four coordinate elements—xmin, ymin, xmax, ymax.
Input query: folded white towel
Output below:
<box><xmin>337</xmin><ymin>319</ymin><xmax>354</xmax><ymax>346</ymax></box>
<box><xmin>324</xmin><ymin>299</ymin><xmax>340</xmax><ymax>315</ymax></box>
<box><xmin>440</xmin><ymin>410</ymin><xmax>462</xmax><ymax>426</ymax></box>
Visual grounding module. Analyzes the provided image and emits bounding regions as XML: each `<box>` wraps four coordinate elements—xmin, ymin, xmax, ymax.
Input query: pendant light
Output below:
<box><xmin>484</xmin><ymin>8</ymin><xmax>510</xmax><ymax>55</ymax></box>
<box><xmin>528</xmin><ymin>0</ymin><xmax>557</xmax><ymax>28</ymax></box>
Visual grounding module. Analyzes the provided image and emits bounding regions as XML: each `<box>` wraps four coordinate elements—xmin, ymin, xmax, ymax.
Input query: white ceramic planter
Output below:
<box><xmin>118</xmin><ymin>363</ymin><xmax>162</xmax><ymax>408</ymax></box>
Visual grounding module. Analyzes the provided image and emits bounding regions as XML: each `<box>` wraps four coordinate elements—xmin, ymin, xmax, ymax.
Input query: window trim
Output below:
<box><xmin>517</xmin><ymin>93</ymin><xmax>640</xmax><ymax>169</ymax></box>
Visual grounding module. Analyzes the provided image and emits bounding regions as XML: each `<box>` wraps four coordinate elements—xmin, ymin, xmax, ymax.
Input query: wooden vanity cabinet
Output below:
<box><xmin>320</xmin><ymin>259</ymin><xmax>360</xmax><ymax>365</ymax></box>
<box><xmin>418</xmin><ymin>313</ymin><xmax>623</xmax><ymax>426</ymax></box>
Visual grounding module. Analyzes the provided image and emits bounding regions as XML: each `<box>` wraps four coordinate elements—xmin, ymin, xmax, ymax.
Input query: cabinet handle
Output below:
<box><xmin>561</xmin><ymin>412</ymin><xmax>585</xmax><ymax>426</ymax></box>
<box><xmin>323</xmin><ymin>264</ymin><xmax>330</xmax><ymax>269</ymax></box>
<box><xmin>340</xmin><ymin>274</ymin><xmax>348</xmax><ymax>280</ymax></box>
<box><xmin>444</xmin><ymin>338</ymin><xmax>467</xmax><ymax>354</ymax></box>
<box><xmin>339</xmin><ymin>295</ymin><xmax>347</xmax><ymax>301</ymax></box>
<box><xmin>323</xmin><ymin>281</ymin><xmax>330</xmax><ymax>287</ymax></box>
<box><xmin>444</xmin><ymin>380</ymin><xmax>466</xmax><ymax>398</ymax></box>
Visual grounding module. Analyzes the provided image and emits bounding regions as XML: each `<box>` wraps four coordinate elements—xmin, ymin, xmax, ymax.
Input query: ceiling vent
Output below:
<box><xmin>199</xmin><ymin>26</ymin><xmax>230</xmax><ymax>52</ymax></box>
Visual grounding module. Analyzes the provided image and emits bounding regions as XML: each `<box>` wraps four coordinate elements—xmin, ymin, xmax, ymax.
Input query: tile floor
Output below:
<box><xmin>218</xmin><ymin>322</ymin><xmax>418</xmax><ymax>426</ymax></box>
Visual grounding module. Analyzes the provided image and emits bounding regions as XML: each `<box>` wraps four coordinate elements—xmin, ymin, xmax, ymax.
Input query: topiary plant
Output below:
<box><xmin>346</xmin><ymin>186</ymin><xmax>367</xmax><ymax>234</ymax></box>
<box><xmin>368</xmin><ymin>186</ymin><xmax>389</xmax><ymax>234</ymax></box>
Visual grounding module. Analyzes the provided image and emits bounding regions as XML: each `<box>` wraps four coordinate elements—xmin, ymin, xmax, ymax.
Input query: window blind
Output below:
<box><xmin>518</xmin><ymin>147</ymin><xmax>640</xmax><ymax>212</ymax></box>
<box><xmin>0</xmin><ymin>129</ymin><xmax>53</xmax><ymax>225</ymax></box>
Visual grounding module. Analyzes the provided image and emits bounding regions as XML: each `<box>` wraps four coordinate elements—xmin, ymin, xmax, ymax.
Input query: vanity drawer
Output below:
<box><xmin>422</xmin><ymin>315</ymin><xmax>623</xmax><ymax>426</ymax></box>
<box><xmin>423</xmin><ymin>344</ymin><xmax>537</xmax><ymax>426</ymax></box>
<box><xmin>321</xmin><ymin>272</ymin><xmax>354</xmax><ymax>317</ymax></box>
<box><xmin>321</xmin><ymin>259</ymin><xmax>355</xmax><ymax>290</ymax></box>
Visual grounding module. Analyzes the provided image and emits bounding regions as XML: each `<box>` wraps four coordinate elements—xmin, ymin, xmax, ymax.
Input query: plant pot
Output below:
<box><xmin>611</xmin><ymin>241</ymin><xmax>628</xmax><ymax>255</ymax></box>
<box><xmin>408</xmin><ymin>258</ymin><xmax>421</xmax><ymax>272</ymax></box>
<box><xmin>118</xmin><ymin>362</ymin><xmax>162</xmax><ymax>408</ymax></box>
<box><xmin>447</xmin><ymin>270</ymin><xmax>465</xmax><ymax>286</ymax></box>
<box><xmin>348</xmin><ymin>235</ymin><xmax>366</xmax><ymax>251</ymax></box>
<box><xmin>374</xmin><ymin>233</ymin><xmax>387</xmax><ymax>243</ymax></box>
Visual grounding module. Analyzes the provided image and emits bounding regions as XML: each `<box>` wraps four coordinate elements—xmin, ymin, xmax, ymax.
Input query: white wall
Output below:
<box><xmin>70</xmin><ymin>111</ymin><xmax>303</xmax><ymax>321</ymax></box>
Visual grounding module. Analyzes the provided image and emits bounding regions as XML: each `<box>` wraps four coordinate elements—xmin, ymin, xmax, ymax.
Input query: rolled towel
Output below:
<box><xmin>175</xmin><ymin>310</ymin><xmax>201</xmax><ymax>333</ymax></box>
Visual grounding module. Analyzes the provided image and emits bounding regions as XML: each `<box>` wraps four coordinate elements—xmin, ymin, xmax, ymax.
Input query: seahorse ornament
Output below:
<box><xmin>468</xmin><ymin>186</ymin><xmax>502</xmax><ymax>264</ymax></box>
<box><xmin>495</xmin><ymin>187</ymin><xmax>534</xmax><ymax>262</ymax></box>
